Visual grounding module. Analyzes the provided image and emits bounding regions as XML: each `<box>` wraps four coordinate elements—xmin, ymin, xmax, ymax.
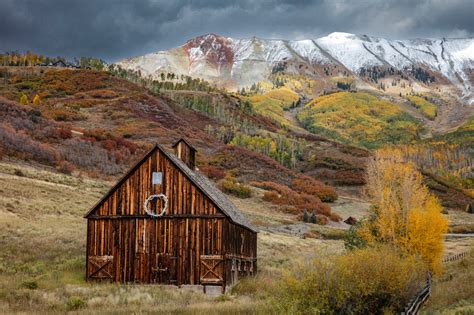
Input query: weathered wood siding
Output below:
<box><xmin>86</xmin><ymin>147</ymin><xmax>256</xmax><ymax>286</ymax></box>
<box><xmin>87</xmin><ymin>218</ymin><xmax>224</xmax><ymax>284</ymax></box>
<box><xmin>174</xmin><ymin>141</ymin><xmax>196</xmax><ymax>170</ymax></box>
<box><xmin>223</xmin><ymin>221</ymin><xmax>258</xmax><ymax>286</ymax></box>
<box><xmin>89</xmin><ymin>149</ymin><xmax>217</xmax><ymax>217</ymax></box>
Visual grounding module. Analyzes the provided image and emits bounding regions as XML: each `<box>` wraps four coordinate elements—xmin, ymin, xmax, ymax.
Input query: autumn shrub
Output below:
<box><xmin>200</xmin><ymin>165</ymin><xmax>226</xmax><ymax>180</ymax></box>
<box><xmin>55</xmin><ymin>126</ymin><xmax>73</xmax><ymax>139</ymax></box>
<box><xmin>219</xmin><ymin>175</ymin><xmax>252</xmax><ymax>198</ymax></box>
<box><xmin>88</xmin><ymin>89</ymin><xmax>118</xmax><ymax>99</ymax></box>
<box><xmin>60</xmin><ymin>138</ymin><xmax>124</xmax><ymax>175</ymax></box>
<box><xmin>317</xmin><ymin>215</ymin><xmax>329</xmax><ymax>225</ymax></box>
<box><xmin>0</xmin><ymin>123</ymin><xmax>58</xmax><ymax>165</ymax></box>
<box><xmin>291</xmin><ymin>176</ymin><xmax>338</xmax><ymax>202</ymax></box>
<box><xmin>333</xmin><ymin>170</ymin><xmax>367</xmax><ymax>185</ymax></box>
<box><xmin>49</xmin><ymin>108</ymin><xmax>86</xmax><ymax>121</ymax></box>
<box><xmin>252</xmin><ymin>180</ymin><xmax>331</xmax><ymax>217</ymax></box>
<box><xmin>262</xmin><ymin>190</ymin><xmax>279</xmax><ymax>203</ymax></box>
<box><xmin>276</xmin><ymin>246</ymin><xmax>426</xmax><ymax>314</ymax></box>
<box><xmin>57</xmin><ymin>160</ymin><xmax>75</xmax><ymax>175</ymax></box>
<box><xmin>329</xmin><ymin>212</ymin><xmax>342</xmax><ymax>222</ymax></box>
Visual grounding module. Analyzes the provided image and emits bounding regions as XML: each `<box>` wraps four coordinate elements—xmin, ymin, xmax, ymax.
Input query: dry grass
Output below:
<box><xmin>0</xmin><ymin>160</ymin><xmax>344</xmax><ymax>313</ymax></box>
<box><xmin>2</xmin><ymin>159</ymin><xmax>471</xmax><ymax>313</ymax></box>
<box><xmin>422</xmin><ymin>251</ymin><xmax>474</xmax><ymax>314</ymax></box>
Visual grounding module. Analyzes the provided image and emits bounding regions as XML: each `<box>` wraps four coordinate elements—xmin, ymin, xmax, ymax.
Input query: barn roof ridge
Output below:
<box><xmin>172</xmin><ymin>138</ymin><xmax>197</xmax><ymax>151</ymax></box>
<box><xmin>84</xmin><ymin>143</ymin><xmax>257</xmax><ymax>232</ymax></box>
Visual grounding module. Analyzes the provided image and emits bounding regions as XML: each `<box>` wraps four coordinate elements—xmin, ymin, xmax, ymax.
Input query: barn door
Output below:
<box><xmin>87</xmin><ymin>255</ymin><xmax>114</xmax><ymax>280</ymax></box>
<box><xmin>153</xmin><ymin>253</ymin><xmax>178</xmax><ymax>284</ymax></box>
<box><xmin>200</xmin><ymin>255</ymin><xmax>224</xmax><ymax>285</ymax></box>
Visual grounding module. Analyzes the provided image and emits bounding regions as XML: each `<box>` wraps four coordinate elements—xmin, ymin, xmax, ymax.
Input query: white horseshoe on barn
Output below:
<box><xmin>144</xmin><ymin>194</ymin><xmax>168</xmax><ymax>217</ymax></box>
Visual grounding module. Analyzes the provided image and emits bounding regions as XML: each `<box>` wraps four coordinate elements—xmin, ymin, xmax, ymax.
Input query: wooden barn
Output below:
<box><xmin>84</xmin><ymin>139</ymin><xmax>257</xmax><ymax>291</ymax></box>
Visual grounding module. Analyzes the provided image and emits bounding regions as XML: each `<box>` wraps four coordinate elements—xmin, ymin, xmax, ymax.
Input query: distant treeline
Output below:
<box><xmin>1</xmin><ymin>50</ymin><xmax>222</xmax><ymax>93</ymax></box>
<box><xmin>108</xmin><ymin>64</ymin><xmax>222</xmax><ymax>93</ymax></box>
<box><xmin>358</xmin><ymin>65</ymin><xmax>436</xmax><ymax>84</ymax></box>
<box><xmin>0</xmin><ymin>51</ymin><xmax>107</xmax><ymax>70</ymax></box>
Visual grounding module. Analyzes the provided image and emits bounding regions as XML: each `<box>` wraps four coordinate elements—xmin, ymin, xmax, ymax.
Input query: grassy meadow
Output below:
<box><xmin>1</xmin><ymin>158</ymin><xmax>472</xmax><ymax>313</ymax></box>
<box><xmin>0</xmin><ymin>159</ymin><xmax>346</xmax><ymax>313</ymax></box>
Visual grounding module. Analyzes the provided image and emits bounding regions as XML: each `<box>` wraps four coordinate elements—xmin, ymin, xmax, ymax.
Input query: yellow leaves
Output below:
<box><xmin>407</xmin><ymin>196</ymin><xmax>448</xmax><ymax>274</ymax></box>
<box><xmin>279</xmin><ymin>246</ymin><xmax>426</xmax><ymax>313</ymax></box>
<box><xmin>32</xmin><ymin>94</ymin><xmax>41</xmax><ymax>105</ymax></box>
<box><xmin>360</xmin><ymin>147</ymin><xmax>448</xmax><ymax>274</ymax></box>
<box><xmin>19</xmin><ymin>94</ymin><xmax>29</xmax><ymax>105</ymax></box>
<box><xmin>407</xmin><ymin>95</ymin><xmax>437</xmax><ymax>120</ymax></box>
<box><xmin>298</xmin><ymin>92</ymin><xmax>420</xmax><ymax>148</ymax></box>
<box><xmin>246</xmin><ymin>87</ymin><xmax>299</xmax><ymax>127</ymax></box>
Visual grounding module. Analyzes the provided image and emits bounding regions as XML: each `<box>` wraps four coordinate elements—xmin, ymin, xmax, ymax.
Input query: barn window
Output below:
<box><xmin>152</xmin><ymin>172</ymin><xmax>162</xmax><ymax>185</ymax></box>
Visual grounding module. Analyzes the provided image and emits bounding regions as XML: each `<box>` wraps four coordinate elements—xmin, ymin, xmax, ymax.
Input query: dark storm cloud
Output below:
<box><xmin>0</xmin><ymin>0</ymin><xmax>473</xmax><ymax>62</ymax></box>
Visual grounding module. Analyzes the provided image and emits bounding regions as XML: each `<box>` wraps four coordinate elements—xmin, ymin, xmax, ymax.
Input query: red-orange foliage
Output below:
<box><xmin>200</xmin><ymin>165</ymin><xmax>226</xmax><ymax>180</ymax></box>
<box><xmin>252</xmin><ymin>181</ymin><xmax>331</xmax><ymax>217</ymax></box>
<box><xmin>88</xmin><ymin>89</ymin><xmax>118</xmax><ymax>99</ymax></box>
<box><xmin>291</xmin><ymin>176</ymin><xmax>338</xmax><ymax>202</ymax></box>
<box><xmin>329</xmin><ymin>212</ymin><xmax>342</xmax><ymax>222</ymax></box>
<box><xmin>56</xmin><ymin>126</ymin><xmax>73</xmax><ymax>139</ymax></box>
<box><xmin>318</xmin><ymin>215</ymin><xmax>329</xmax><ymax>225</ymax></box>
<box><xmin>57</xmin><ymin>160</ymin><xmax>75</xmax><ymax>174</ymax></box>
<box><xmin>317</xmin><ymin>169</ymin><xmax>366</xmax><ymax>185</ymax></box>
<box><xmin>0</xmin><ymin>122</ymin><xmax>59</xmax><ymax>165</ymax></box>
<box><xmin>49</xmin><ymin>108</ymin><xmax>86</xmax><ymax>121</ymax></box>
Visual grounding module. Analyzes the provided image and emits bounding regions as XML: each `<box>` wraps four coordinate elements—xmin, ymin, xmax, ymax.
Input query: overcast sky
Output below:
<box><xmin>1</xmin><ymin>0</ymin><xmax>473</xmax><ymax>62</ymax></box>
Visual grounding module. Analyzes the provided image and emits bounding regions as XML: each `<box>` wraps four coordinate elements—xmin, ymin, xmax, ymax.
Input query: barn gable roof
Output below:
<box><xmin>84</xmin><ymin>144</ymin><xmax>257</xmax><ymax>232</ymax></box>
<box><xmin>172</xmin><ymin>138</ymin><xmax>197</xmax><ymax>151</ymax></box>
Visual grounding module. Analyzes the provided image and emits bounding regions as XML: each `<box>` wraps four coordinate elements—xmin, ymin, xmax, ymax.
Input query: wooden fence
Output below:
<box><xmin>402</xmin><ymin>250</ymin><xmax>471</xmax><ymax>314</ymax></box>
<box><xmin>401</xmin><ymin>272</ymin><xmax>431</xmax><ymax>315</ymax></box>
<box><xmin>442</xmin><ymin>250</ymin><xmax>471</xmax><ymax>263</ymax></box>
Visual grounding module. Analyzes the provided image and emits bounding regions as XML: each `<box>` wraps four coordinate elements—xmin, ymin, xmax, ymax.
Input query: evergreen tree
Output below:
<box><xmin>310</xmin><ymin>211</ymin><xmax>317</xmax><ymax>224</ymax></box>
<box><xmin>303</xmin><ymin>209</ymin><xmax>309</xmax><ymax>222</ymax></box>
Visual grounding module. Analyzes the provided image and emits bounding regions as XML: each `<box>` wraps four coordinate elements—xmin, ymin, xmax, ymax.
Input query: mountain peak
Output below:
<box><xmin>117</xmin><ymin>33</ymin><xmax>474</xmax><ymax>103</ymax></box>
<box><xmin>326</xmin><ymin>32</ymin><xmax>356</xmax><ymax>38</ymax></box>
<box><xmin>320</xmin><ymin>32</ymin><xmax>359</xmax><ymax>43</ymax></box>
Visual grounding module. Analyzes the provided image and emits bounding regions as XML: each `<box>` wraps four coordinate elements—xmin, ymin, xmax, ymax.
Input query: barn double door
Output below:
<box><xmin>153</xmin><ymin>253</ymin><xmax>178</xmax><ymax>284</ymax></box>
<box><xmin>151</xmin><ymin>219</ymin><xmax>225</xmax><ymax>286</ymax></box>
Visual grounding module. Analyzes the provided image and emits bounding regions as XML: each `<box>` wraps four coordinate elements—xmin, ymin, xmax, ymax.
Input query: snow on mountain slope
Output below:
<box><xmin>315</xmin><ymin>32</ymin><xmax>386</xmax><ymax>71</ymax></box>
<box><xmin>117</xmin><ymin>33</ymin><xmax>474</xmax><ymax>103</ymax></box>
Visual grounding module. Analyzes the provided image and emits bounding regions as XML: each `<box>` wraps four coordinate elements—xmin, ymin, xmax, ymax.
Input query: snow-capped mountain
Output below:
<box><xmin>117</xmin><ymin>32</ymin><xmax>474</xmax><ymax>103</ymax></box>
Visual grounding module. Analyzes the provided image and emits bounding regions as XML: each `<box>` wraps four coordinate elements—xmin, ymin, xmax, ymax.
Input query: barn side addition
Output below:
<box><xmin>84</xmin><ymin>139</ymin><xmax>257</xmax><ymax>292</ymax></box>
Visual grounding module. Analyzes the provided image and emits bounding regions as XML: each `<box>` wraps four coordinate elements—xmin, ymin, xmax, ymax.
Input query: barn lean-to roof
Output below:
<box><xmin>84</xmin><ymin>143</ymin><xmax>257</xmax><ymax>232</ymax></box>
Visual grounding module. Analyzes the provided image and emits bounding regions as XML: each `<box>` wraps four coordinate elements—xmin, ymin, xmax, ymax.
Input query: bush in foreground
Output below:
<box><xmin>276</xmin><ymin>246</ymin><xmax>425</xmax><ymax>314</ymax></box>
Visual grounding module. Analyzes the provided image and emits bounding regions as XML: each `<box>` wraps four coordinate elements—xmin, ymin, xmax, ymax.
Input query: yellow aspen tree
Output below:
<box><xmin>32</xmin><ymin>94</ymin><xmax>41</xmax><ymax>105</ymax></box>
<box><xmin>360</xmin><ymin>147</ymin><xmax>448</xmax><ymax>273</ymax></box>
<box><xmin>19</xmin><ymin>94</ymin><xmax>29</xmax><ymax>105</ymax></box>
